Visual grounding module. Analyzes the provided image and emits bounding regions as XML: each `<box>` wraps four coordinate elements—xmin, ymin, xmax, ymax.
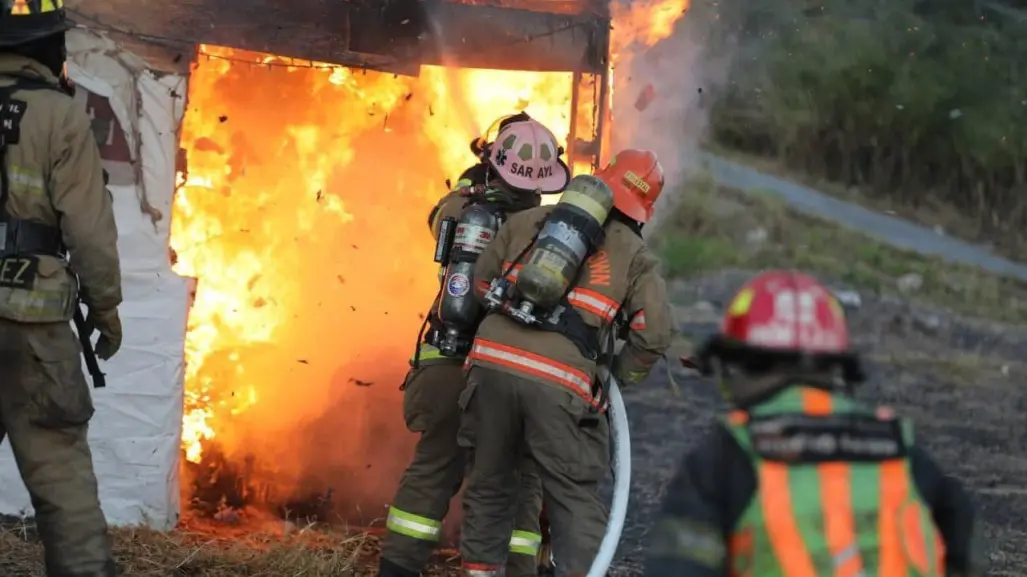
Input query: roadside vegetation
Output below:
<box><xmin>699</xmin><ymin>0</ymin><xmax>1027</xmax><ymax>257</ymax></box>
<box><xmin>653</xmin><ymin>174</ymin><xmax>1027</xmax><ymax>323</ymax></box>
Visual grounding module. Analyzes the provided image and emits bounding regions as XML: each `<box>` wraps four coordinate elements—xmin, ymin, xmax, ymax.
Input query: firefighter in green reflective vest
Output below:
<box><xmin>644</xmin><ymin>270</ymin><xmax>983</xmax><ymax>577</ymax></box>
<box><xmin>379</xmin><ymin>113</ymin><xmax>572</xmax><ymax>577</ymax></box>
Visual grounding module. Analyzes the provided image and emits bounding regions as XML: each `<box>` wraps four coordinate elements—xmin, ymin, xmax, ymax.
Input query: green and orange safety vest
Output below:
<box><xmin>723</xmin><ymin>387</ymin><xmax>946</xmax><ymax>577</ymax></box>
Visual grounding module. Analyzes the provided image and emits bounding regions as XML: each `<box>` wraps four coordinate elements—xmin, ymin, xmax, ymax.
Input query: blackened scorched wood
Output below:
<box><xmin>67</xmin><ymin>0</ymin><xmax>610</xmax><ymax>73</ymax></box>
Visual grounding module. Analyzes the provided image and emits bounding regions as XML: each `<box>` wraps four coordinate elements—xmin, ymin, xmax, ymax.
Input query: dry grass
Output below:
<box><xmin>653</xmin><ymin>172</ymin><xmax>1027</xmax><ymax>323</ymax></box>
<box><xmin>0</xmin><ymin>514</ymin><xmax>451</xmax><ymax>577</ymax></box>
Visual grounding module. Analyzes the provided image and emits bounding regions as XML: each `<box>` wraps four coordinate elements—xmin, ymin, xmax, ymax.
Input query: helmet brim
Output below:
<box><xmin>0</xmin><ymin>12</ymin><xmax>75</xmax><ymax>47</ymax></box>
<box><xmin>487</xmin><ymin>158</ymin><xmax>570</xmax><ymax>195</ymax></box>
<box><xmin>698</xmin><ymin>334</ymin><xmax>864</xmax><ymax>383</ymax></box>
<box><xmin>539</xmin><ymin>161</ymin><xmax>571</xmax><ymax>195</ymax></box>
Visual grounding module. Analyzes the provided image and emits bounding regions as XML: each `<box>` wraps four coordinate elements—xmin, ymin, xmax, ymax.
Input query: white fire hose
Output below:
<box><xmin>585</xmin><ymin>366</ymin><xmax>632</xmax><ymax>577</ymax></box>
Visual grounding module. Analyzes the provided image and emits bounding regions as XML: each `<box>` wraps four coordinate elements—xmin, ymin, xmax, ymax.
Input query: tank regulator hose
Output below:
<box><xmin>586</xmin><ymin>366</ymin><xmax>631</xmax><ymax>577</ymax></box>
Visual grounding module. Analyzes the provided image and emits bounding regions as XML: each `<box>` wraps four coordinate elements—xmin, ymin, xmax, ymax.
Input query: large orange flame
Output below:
<box><xmin>170</xmin><ymin>0</ymin><xmax>687</xmax><ymax>509</ymax></box>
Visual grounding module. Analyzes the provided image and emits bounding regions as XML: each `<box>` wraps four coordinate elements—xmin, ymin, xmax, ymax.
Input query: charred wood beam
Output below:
<box><xmin>399</xmin><ymin>2</ymin><xmax>610</xmax><ymax>72</ymax></box>
<box><xmin>68</xmin><ymin>0</ymin><xmax>419</xmax><ymax>75</ymax></box>
<box><xmin>68</xmin><ymin>0</ymin><xmax>610</xmax><ymax>74</ymax></box>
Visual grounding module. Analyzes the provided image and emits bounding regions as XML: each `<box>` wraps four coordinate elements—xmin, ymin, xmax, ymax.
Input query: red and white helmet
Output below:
<box><xmin>695</xmin><ymin>270</ymin><xmax>864</xmax><ymax>393</ymax></box>
<box><xmin>486</xmin><ymin>118</ymin><xmax>570</xmax><ymax>194</ymax></box>
<box><xmin>721</xmin><ymin>270</ymin><xmax>849</xmax><ymax>353</ymax></box>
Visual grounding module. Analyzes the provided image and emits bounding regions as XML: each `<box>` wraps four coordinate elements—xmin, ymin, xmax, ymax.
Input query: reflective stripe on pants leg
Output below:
<box><xmin>463</xmin><ymin>562</ymin><xmax>504</xmax><ymax>577</ymax></box>
<box><xmin>386</xmin><ymin>506</ymin><xmax>442</xmax><ymax>541</ymax></box>
<box><xmin>508</xmin><ymin>530</ymin><xmax>542</xmax><ymax>556</ymax></box>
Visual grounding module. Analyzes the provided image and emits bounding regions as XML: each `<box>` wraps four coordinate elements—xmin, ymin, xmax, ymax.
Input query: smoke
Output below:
<box><xmin>609</xmin><ymin>1</ymin><xmax>736</xmax><ymax>238</ymax></box>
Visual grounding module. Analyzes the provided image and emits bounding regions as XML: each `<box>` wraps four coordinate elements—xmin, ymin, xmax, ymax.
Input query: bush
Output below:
<box><xmin>705</xmin><ymin>0</ymin><xmax>1027</xmax><ymax>236</ymax></box>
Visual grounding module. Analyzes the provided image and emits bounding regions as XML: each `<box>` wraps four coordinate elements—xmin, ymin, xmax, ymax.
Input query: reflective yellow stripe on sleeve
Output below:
<box><xmin>410</xmin><ymin>343</ymin><xmax>447</xmax><ymax>363</ymax></box>
<box><xmin>8</xmin><ymin>165</ymin><xmax>46</xmax><ymax>196</ymax></box>
<box><xmin>386</xmin><ymin>506</ymin><xmax>442</xmax><ymax>542</ymax></box>
<box><xmin>509</xmin><ymin>530</ymin><xmax>542</xmax><ymax>556</ymax></box>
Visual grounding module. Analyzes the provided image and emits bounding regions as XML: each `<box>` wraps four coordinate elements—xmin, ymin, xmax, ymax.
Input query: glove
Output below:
<box><xmin>86</xmin><ymin>307</ymin><xmax>122</xmax><ymax>360</ymax></box>
<box><xmin>611</xmin><ymin>355</ymin><xmax>647</xmax><ymax>387</ymax></box>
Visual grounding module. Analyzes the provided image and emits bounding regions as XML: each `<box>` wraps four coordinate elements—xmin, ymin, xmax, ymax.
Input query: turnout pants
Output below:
<box><xmin>383</xmin><ymin>362</ymin><xmax>544</xmax><ymax>577</ymax></box>
<box><xmin>459</xmin><ymin>366</ymin><xmax>610</xmax><ymax>577</ymax></box>
<box><xmin>0</xmin><ymin>319</ymin><xmax>115</xmax><ymax>577</ymax></box>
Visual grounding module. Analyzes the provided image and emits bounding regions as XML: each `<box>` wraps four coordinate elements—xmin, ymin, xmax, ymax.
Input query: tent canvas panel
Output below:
<box><xmin>0</xmin><ymin>28</ymin><xmax>191</xmax><ymax>530</ymax></box>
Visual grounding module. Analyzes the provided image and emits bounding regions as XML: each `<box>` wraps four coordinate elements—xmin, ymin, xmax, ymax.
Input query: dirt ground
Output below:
<box><xmin>614</xmin><ymin>270</ymin><xmax>1027</xmax><ymax>577</ymax></box>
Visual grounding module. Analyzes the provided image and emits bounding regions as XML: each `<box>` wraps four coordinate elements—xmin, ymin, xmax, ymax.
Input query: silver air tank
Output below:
<box><xmin>515</xmin><ymin>174</ymin><xmax>615</xmax><ymax>309</ymax></box>
<box><xmin>436</xmin><ymin>203</ymin><xmax>501</xmax><ymax>356</ymax></box>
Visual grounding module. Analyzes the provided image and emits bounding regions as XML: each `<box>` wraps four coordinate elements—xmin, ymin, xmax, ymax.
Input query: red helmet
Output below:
<box><xmin>595</xmin><ymin>149</ymin><xmax>665</xmax><ymax>223</ymax></box>
<box><xmin>696</xmin><ymin>270</ymin><xmax>863</xmax><ymax>386</ymax></box>
<box><xmin>722</xmin><ymin>270</ymin><xmax>849</xmax><ymax>353</ymax></box>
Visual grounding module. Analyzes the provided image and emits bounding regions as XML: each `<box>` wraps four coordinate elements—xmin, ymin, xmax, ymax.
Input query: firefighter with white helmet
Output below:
<box><xmin>380</xmin><ymin>113</ymin><xmax>571</xmax><ymax>577</ymax></box>
<box><xmin>645</xmin><ymin>270</ymin><xmax>982</xmax><ymax>577</ymax></box>
<box><xmin>458</xmin><ymin>149</ymin><xmax>674</xmax><ymax>577</ymax></box>
<box><xmin>0</xmin><ymin>0</ymin><xmax>122</xmax><ymax>575</ymax></box>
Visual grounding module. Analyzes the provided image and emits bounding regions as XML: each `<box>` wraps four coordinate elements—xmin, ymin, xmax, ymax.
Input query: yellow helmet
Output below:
<box><xmin>0</xmin><ymin>0</ymin><xmax>74</xmax><ymax>47</ymax></box>
<box><xmin>469</xmin><ymin>112</ymin><xmax>532</xmax><ymax>156</ymax></box>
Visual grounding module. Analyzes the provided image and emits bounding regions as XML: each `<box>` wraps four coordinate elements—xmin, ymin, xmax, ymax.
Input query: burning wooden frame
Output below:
<box><xmin>68</xmin><ymin>0</ymin><xmax>612</xmax><ymax>169</ymax></box>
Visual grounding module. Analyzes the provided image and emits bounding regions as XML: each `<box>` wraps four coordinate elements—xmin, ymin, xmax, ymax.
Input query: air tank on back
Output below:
<box><xmin>436</xmin><ymin>203</ymin><xmax>501</xmax><ymax>355</ymax></box>
<box><xmin>515</xmin><ymin>174</ymin><xmax>615</xmax><ymax>309</ymax></box>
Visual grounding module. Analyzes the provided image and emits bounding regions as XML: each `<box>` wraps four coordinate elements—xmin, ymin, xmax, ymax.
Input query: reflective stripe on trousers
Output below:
<box><xmin>387</xmin><ymin>506</ymin><xmax>442</xmax><ymax>541</ymax></box>
<box><xmin>508</xmin><ymin>530</ymin><xmax>542</xmax><ymax>556</ymax></box>
<box><xmin>468</xmin><ymin>339</ymin><xmax>601</xmax><ymax>409</ymax></box>
<box><xmin>387</xmin><ymin>506</ymin><xmax>541</xmax><ymax>555</ymax></box>
<box><xmin>463</xmin><ymin>562</ymin><xmax>502</xmax><ymax>577</ymax></box>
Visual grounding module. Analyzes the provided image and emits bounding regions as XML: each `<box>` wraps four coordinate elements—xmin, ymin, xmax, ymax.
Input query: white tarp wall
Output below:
<box><xmin>0</xmin><ymin>27</ymin><xmax>192</xmax><ymax>530</ymax></box>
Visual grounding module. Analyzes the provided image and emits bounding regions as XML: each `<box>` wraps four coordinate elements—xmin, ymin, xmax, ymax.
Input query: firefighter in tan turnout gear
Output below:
<box><xmin>459</xmin><ymin>149</ymin><xmax>674</xmax><ymax>577</ymax></box>
<box><xmin>380</xmin><ymin>113</ymin><xmax>572</xmax><ymax>577</ymax></box>
<box><xmin>0</xmin><ymin>1</ymin><xmax>122</xmax><ymax>576</ymax></box>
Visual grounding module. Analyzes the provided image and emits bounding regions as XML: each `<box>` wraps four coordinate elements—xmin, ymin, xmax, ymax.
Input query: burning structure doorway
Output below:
<box><xmin>171</xmin><ymin>47</ymin><xmax>608</xmax><ymax>526</ymax></box>
<box><xmin>24</xmin><ymin>0</ymin><xmax>686</xmax><ymax>533</ymax></box>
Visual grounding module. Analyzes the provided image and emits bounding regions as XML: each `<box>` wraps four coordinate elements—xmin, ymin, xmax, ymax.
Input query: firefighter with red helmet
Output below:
<box><xmin>379</xmin><ymin>114</ymin><xmax>571</xmax><ymax>577</ymax></box>
<box><xmin>644</xmin><ymin>270</ymin><xmax>982</xmax><ymax>577</ymax></box>
<box><xmin>458</xmin><ymin>149</ymin><xmax>674</xmax><ymax>577</ymax></box>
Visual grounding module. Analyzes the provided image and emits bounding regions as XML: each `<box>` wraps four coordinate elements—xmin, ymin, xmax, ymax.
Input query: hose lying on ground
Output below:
<box><xmin>586</xmin><ymin>367</ymin><xmax>632</xmax><ymax>577</ymax></box>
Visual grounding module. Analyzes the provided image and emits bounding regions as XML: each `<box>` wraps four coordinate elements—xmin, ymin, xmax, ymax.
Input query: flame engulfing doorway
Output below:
<box><xmin>171</xmin><ymin>50</ymin><xmax>601</xmax><ymax>524</ymax></box>
<box><xmin>169</xmin><ymin>0</ymin><xmax>688</xmax><ymax>528</ymax></box>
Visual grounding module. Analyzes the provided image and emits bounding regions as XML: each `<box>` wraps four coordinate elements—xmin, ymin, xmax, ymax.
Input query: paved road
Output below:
<box><xmin>699</xmin><ymin>153</ymin><xmax>1027</xmax><ymax>282</ymax></box>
